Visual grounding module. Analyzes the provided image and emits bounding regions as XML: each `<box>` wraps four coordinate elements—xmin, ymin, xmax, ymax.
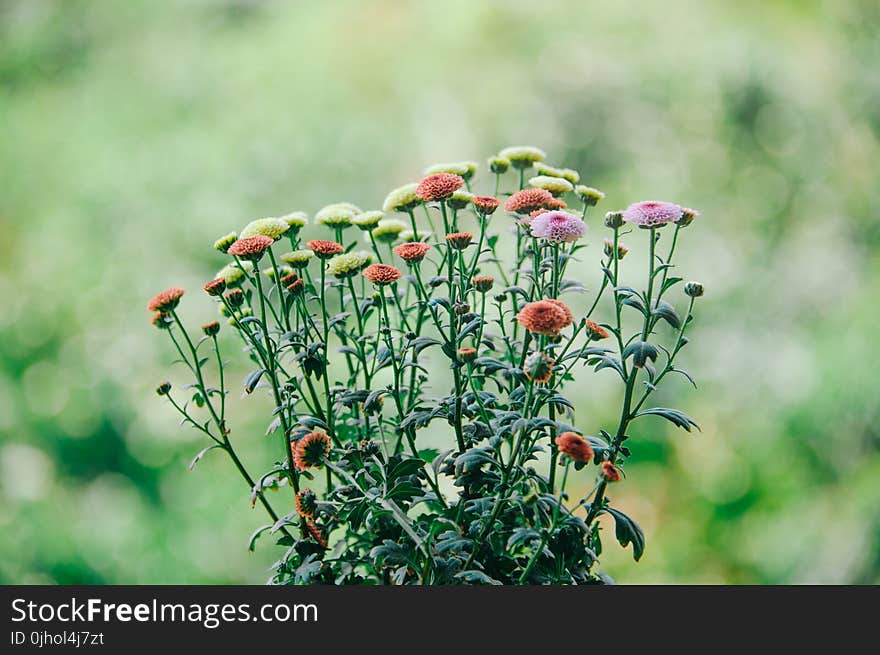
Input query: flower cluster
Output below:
<box><xmin>150</xmin><ymin>145</ymin><xmax>703</xmax><ymax>585</ymax></box>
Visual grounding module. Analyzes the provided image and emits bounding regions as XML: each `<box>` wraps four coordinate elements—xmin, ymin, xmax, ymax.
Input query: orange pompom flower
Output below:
<box><xmin>295</xmin><ymin>488</ymin><xmax>318</xmax><ymax>518</ymax></box>
<box><xmin>293</xmin><ymin>432</ymin><xmax>331</xmax><ymax>471</ymax></box>
<box><xmin>473</xmin><ymin>195</ymin><xmax>500</xmax><ymax>216</ymax></box>
<box><xmin>393</xmin><ymin>241</ymin><xmax>431</xmax><ymax>264</ymax></box>
<box><xmin>227</xmin><ymin>235</ymin><xmax>274</xmax><ymax>260</ymax></box>
<box><xmin>362</xmin><ymin>263</ymin><xmax>402</xmax><ymax>286</ymax></box>
<box><xmin>504</xmin><ymin>188</ymin><xmax>555</xmax><ymax>214</ymax></box>
<box><xmin>585</xmin><ymin>320</ymin><xmax>610</xmax><ymax>341</ymax></box>
<box><xmin>203</xmin><ymin>278</ymin><xmax>226</xmax><ymax>297</ymax></box>
<box><xmin>147</xmin><ymin>287</ymin><xmax>185</xmax><ymax>313</ymax></box>
<box><xmin>445</xmin><ymin>232</ymin><xmax>473</xmax><ymax>250</ymax></box>
<box><xmin>307</xmin><ymin>239</ymin><xmax>345</xmax><ymax>259</ymax></box>
<box><xmin>555</xmin><ymin>432</ymin><xmax>594</xmax><ymax>463</ymax></box>
<box><xmin>601</xmin><ymin>461</ymin><xmax>622</xmax><ymax>482</ymax></box>
<box><xmin>415</xmin><ymin>173</ymin><xmax>464</xmax><ymax>201</ymax></box>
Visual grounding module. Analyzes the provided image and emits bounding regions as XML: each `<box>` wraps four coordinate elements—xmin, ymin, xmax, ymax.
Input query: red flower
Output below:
<box><xmin>585</xmin><ymin>320</ymin><xmax>610</xmax><ymax>340</ymax></box>
<box><xmin>293</xmin><ymin>432</ymin><xmax>331</xmax><ymax>471</ymax></box>
<box><xmin>445</xmin><ymin>232</ymin><xmax>473</xmax><ymax>250</ymax></box>
<box><xmin>305</xmin><ymin>519</ymin><xmax>328</xmax><ymax>549</ymax></box>
<box><xmin>601</xmin><ymin>461</ymin><xmax>622</xmax><ymax>482</ymax></box>
<box><xmin>545</xmin><ymin>197</ymin><xmax>568</xmax><ymax>210</ymax></box>
<box><xmin>203</xmin><ymin>278</ymin><xmax>226</xmax><ymax>297</ymax></box>
<box><xmin>147</xmin><ymin>287</ymin><xmax>185</xmax><ymax>312</ymax></box>
<box><xmin>307</xmin><ymin>240</ymin><xmax>345</xmax><ymax>259</ymax></box>
<box><xmin>295</xmin><ymin>488</ymin><xmax>318</xmax><ymax>518</ymax></box>
<box><xmin>457</xmin><ymin>346</ymin><xmax>477</xmax><ymax>363</ymax></box>
<box><xmin>393</xmin><ymin>241</ymin><xmax>431</xmax><ymax>263</ymax></box>
<box><xmin>516</xmin><ymin>299</ymin><xmax>573</xmax><ymax>337</ymax></box>
<box><xmin>473</xmin><ymin>195</ymin><xmax>500</xmax><ymax>215</ymax></box>
<box><xmin>555</xmin><ymin>432</ymin><xmax>594</xmax><ymax>463</ymax></box>
<box><xmin>227</xmin><ymin>235</ymin><xmax>273</xmax><ymax>260</ymax></box>
<box><xmin>286</xmin><ymin>278</ymin><xmax>305</xmax><ymax>295</ymax></box>
<box><xmin>416</xmin><ymin>173</ymin><xmax>464</xmax><ymax>201</ymax></box>
<box><xmin>363</xmin><ymin>263</ymin><xmax>402</xmax><ymax>286</ymax></box>
<box><xmin>471</xmin><ymin>275</ymin><xmax>494</xmax><ymax>292</ymax></box>
<box><xmin>504</xmin><ymin>188</ymin><xmax>554</xmax><ymax>214</ymax></box>
<box><xmin>280</xmin><ymin>273</ymin><xmax>298</xmax><ymax>286</ymax></box>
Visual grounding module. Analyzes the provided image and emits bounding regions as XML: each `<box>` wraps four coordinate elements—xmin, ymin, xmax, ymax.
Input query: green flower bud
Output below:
<box><xmin>213</xmin><ymin>232</ymin><xmax>238</xmax><ymax>253</ymax></box>
<box><xmin>229</xmin><ymin>307</ymin><xmax>252</xmax><ymax>326</ymax></box>
<box><xmin>529</xmin><ymin>175</ymin><xmax>574</xmax><ymax>196</ymax></box>
<box><xmin>498</xmin><ymin>146</ymin><xmax>546</xmax><ymax>169</ymax></box>
<box><xmin>604</xmin><ymin>211</ymin><xmax>624</xmax><ymax>229</ymax></box>
<box><xmin>488</xmin><ymin>156</ymin><xmax>510</xmax><ymax>174</ymax></box>
<box><xmin>382</xmin><ymin>183</ymin><xmax>422</xmax><ymax>213</ymax></box>
<box><xmin>201</xmin><ymin>321</ymin><xmax>220</xmax><ymax>337</ymax></box>
<box><xmin>684</xmin><ymin>281</ymin><xmax>704</xmax><ymax>298</ymax></box>
<box><xmin>371</xmin><ymin>218</ymin><xmax>407</xmax><ymax>244</ymax></box>
<box><xmin>240</xmin><ymin>217</ymin><xmax>290</xmax><ymax>241</ymax></box>
<box><xmin>576</xmin><ymin>185</ymin><xmax>605</xmax><ymax>206</ymax></box>
<box><xmin>280</xmin><ymin>249</ymin><xmax>315</xmax><ymax>269</ymax></box>
<box><xmin>534</xmin><ymin>162</ymin><xmax>580</xmax><ymax>185</ymax></box>
<box><xmin>447</xmin><ymin>189</ymin><xmax>474</xmax><ymax>210</ymax></box>
<box><xmin>156</xmin><ymin>381</ymin><xmax>172</xmax><ymax>396</ymax></box>
<box><xmin>263</xmin><ymin>264</ymin><xmax>294</xmax><ymax>279</ymax></box>
<box><xmin>351</xmin><ymin>210</ymin><xmax>385</xmax><ymax>231</ymax></box>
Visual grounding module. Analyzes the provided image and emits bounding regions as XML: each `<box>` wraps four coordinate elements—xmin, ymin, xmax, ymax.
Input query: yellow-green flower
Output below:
<box><xmin>228</xmin><ymin>307</ymin><xmax>253</xmax><ymax>326</ymax></box>
<box><xmin>351</xmin><ymin>210</ymin><xmax>385</xmax><ymax>231</ymax></box>
<box><xmin>498</xmin><ymin>146</ymin><xmax>546</xmax><ymax>169</ymax></box>
<box><xmin>448</xmin><ymin>189</ymin><xmax>474</xmax><ymax>210</ymax></box>
<box><xmin>316</xmin><ymin>203</ymin><xmax>361</xmax><ymax>228</ymax></box>
<box><xmin>240</xmin><ymin>217</ymin><xmax>290</xmax><ymax>241</ymax></box>
<box><xmin>399</xmin><ymin>229</ymin><xmax>431</xmax><ymax>242</ymax></box>
<box><xmin>488</xmin><ymin>156</ymin><xmax>510</xmax><ymax>174</ymax></box>
<box><xmin>371</xmin><ymin>218</ymin><xmax>408</xmax><ymax>244</ymax></box>
<box><xmin>215</xmin><ymin>261</ymin><xmax>254</xmax><ymax>286</ymax></box>
<box><xmin>534</xmin><ymin>162</ymin><xmax>580</xmax><ymax>185</ymax></box>
<box><xmin>214</xmin><ymin>232</ymin><xmax>238</xmax><ymax>253</ymax></box>
<box><xmin>575</xmin><ymin>185</ymin><xmax>606</xmax><ymax>206</ymax></box>
<box><xmin>326</xmin><ymin>250</ymin><xmax>372</xmax><ymax>278</ymax></box>
<box><xmin>264</xmin><ymin>264</ymin><xmax>294</xmax><ymax>279</ymax></box>
<box><xmin>424</xmin><ymin>161</ymin><xmax>478</xmax><ymax>181</ymax></box>
<box><xmin>529</xmin><ymin>175</ymin><xmax>573</xmax><ymax>196</ymax></box>
<box><xmin>280</xmin><ymin>211</ymin><xmax>308</xmax><ymax>230</ymax></box>
<box><xmin>382</xmin><ymin>183</ymin><xmax>422</xmax><ymax>213</ymax></box>
<box><xmin>281</xmin><ymin>249</ymin><xmax>315</xmax><ymax>268</ymax></box>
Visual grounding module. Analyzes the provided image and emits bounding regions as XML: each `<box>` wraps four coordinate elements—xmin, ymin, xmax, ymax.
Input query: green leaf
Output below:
<box><xmin>418</xmin><ymin>448</ymin><xmax>440</xmax><ymax>463</ymax></box>
<box><xmin>455</xmin><ymin>570</ymin><xmax>503</xmax><ymax>585</ymax></box>
<box><xmin>652</xmin><ymin>300</ymin><xmax>681</xmax><ymax>329</ymax></box>
<box><xmin>247</xmin><ymin>524</ymin><xmax>273</xmax><ymax>552</ymax></box>
<box><xmin>622</xmin><ymin>341</ymin><xmax>658</xmax><ymax>368</ymax></box>
<box><xmin>635</xmin><ymin>407</ymin><xmax>700</xmax><ymax>432</ymax></box>
<box><xmin>244</xmin><ymin>368</ymin><xmax>265</xmax><ymax>394</ymax></box>
<box><xmin>604</xmin><ymin>507</ymin><xmax>646</xmax><ymax>561</ymax></box>
<box><xmin>189</xmin><ymin>444</ymin><xmax>223</xmax><ymax>471</ymax></box>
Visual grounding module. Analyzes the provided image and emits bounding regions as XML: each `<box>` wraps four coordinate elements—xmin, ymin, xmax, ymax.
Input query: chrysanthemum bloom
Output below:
<box><xmin>584</xmin><ymin>320</ymin><xmax>610</xmax><ymax>341</ymax></box>
<box><xmin>305</xmin><ymin>519</ymin><xmax>328</xmax><ymax>549</ymax></box>
<box><xmin>446</xmin><ymin>232</ymin><xmax>473</xmax><ymax>250</ymax></box>
<box><xmin>394</xmin><ymin>241</ymin><xmax>431</xmax><ymax>264</ymax></box>
<box><xmin>603</xmin><ymin>239</ymin><xmax>629</xmax><ymax>260</ymax></box>
<box><xmin>488</xmin><ymin>155</ymin><xmax>511</xmax><ymax>174</ymax></box>
<box><xmin>239</xmin><ymin>217</ymin><xmax>290</xmax><ymax>241</ymax></box>
<box><xmin>601</xmin><ymin>461</ymin><xmax>622</xmax><ymax>482</ymax></box>
<box><xmin>202</xmin><ymin>321</ymin><xmax>220</xmax><ymax>337</ymax></box>
<box><xmin>457</xmin><ymin>346</ymin><xmax>477</xmax><ymax>363</ymax></box>
<box><xmin>351</xmin><ymin>210</ymin><xmax>385</xmax><ymax>231</ymax></box>
<box><xmin>371</xmin><ymin>218</ymin><xmax>407</xmax><ymax>244</ymax></box>
<box><xmin>529</xmin><ymin>175</ymin><xmax>574</xmax><ymax>196</ymax></box>
<box><xmin>281</xmin><ymin>249</ymin><xmax>314</xmax><ymax>268</ymax></box>
<box><xmin>213</xmin><ymin>232</ymin><xmax>238</xmax><ymax>253</ymax></box>
<box><xmin>504</xmin><ymin>188</ymin><xmax>555</xmax><ymax>214</ymax></box>
<box><xmin>264</xmin><ymin>264</ymin><xmax>293</xmax><ymax>279</ymax></box>
<box><xmin>295</xmin><ymin>488</ymin><xmax>318</xmax><ymax>518</ymax></box>
<box><xmin>472</xmin><ymin>275</ymin><xmax>494</xmax><ymax>292</ymax></box>
<box><xmin>227</xmin><ymin>235</ymin><xmax>274</xmax><ymax>260</ymax></box>
<box><xmin>225</xmin><ymin>288</ymin><xmax>245</xmax><ymax>307</ymax></box>
<box><xmin>498</xmin><ymin>145</ymin><xmax>546</xmax><ymax>169</ymax></box>
<box><xmin>684</xmin><ymin>281</ymin><xmax>704</xmax><ymax>298</ymax></box>
<box><xmin>575</xmin><ymin>185</ymin><xmax>605</xmax><ymax>206</ymax></box>
<box><xmin>545</xmin><ymin>197</ymin><xmax>568</xmax><ymax>210</ymax></box>
<box><xmin>151</xmin><ymin>312</ymin><xmax>171</xmax><ymax>329</ymax></box>
<box><xmin>534</xmin><ymin>162</ymin><xmax>580</xmax><ymax>185</ymax></box>
<box><xmin>415</xmin><ymin>173</ymin><xmax>464</xmax><ymax>202</ymax></box>
<box><xmin>677</xmin><ymin>207</ymin><xmax>700</xmax><ymax>227</ymax></box>
<box><xmin>156</xmin><ymin>381</ymin><xmax>172</xmax><ymax>396</ymax></box>
<box><xmin>315</xmin><ymin>203</ymin><xmax>361</xmax><ymax>229</ymax></box>
<box><xmin>363</xmin><ymin>263</ymin><xmax>402</xmax><ymax>286</ymax></box>
<box><xmin>524</xmin><ymin>351</ymin><xmax>555</xmax><ymax>384</ymax></box>
<box><xmin>286</xmin><ymin>278</ymin><xmax>305</xmax><ymax>295</ymax></box>
<box><xmin>307</xmin><ymin>239</ymin><xmax>345</xmax><ymax>259</ymax></box>
<box><xmin>622</xmin><ymin>200</ymin><xmax>682</xmax><ymax>228</ymax></box>
<box><xmin>448</xmin><ymin>189</ymin><xmax>474</xmax><ymax>210</ymax></box>
<box><xmin>530</xmin><ymin>210</ymin><xmax>587</xmax><ymax>243</ymax></box>
<box><xmin>280</xmin><ymin>211</ymin><xmax>308</xmax><ymax>230</ymax></box>
<box><xmin>382</xmin><ymin>183</ymin><xmax>423</xmax><ymax>213</ymax></box>
<box><xmin>293</xmin><ymin>431</ymin><xmax>331</xmax><ymax>470</ymax></box>
<box><xmin>555</xmin><ymin>432</ymin><xmax>594</xmax><ymax>463</ymax></box>
<box><xmin>203</xmin><ymin>277</ymin><xmax>226</xmax><ymax>297</ymax></box>
<box><xmin>280</xmin><ymin>273</ymin><xmax>298</xmax><ymax>286</ymax></box>
<box><xmin>399</xmin><ymin>228</ymin><xmax>431</xmax><ymax>242</ymax></box>
<box><xmin>545</xmin><ymin>298</ymin><xmax>574</xmax><ymax>325</ymax></box>
<box><xmin>147</xmin><ymin>287</ymin><xmax>185</xmax><ymax>312</ymax></box>
<box><xmin>604</xmin><ymin>211</ymin><xmax>624</xmax><ymax>229</ymax></box>
<box><xmin>326</xmin><ymin>251</ymin><xmax>372</xmax><ymax>278</ymax></box>
<box><xmin>473</xmin><ymin>196</ymin><xmax>500</xmax><ymax>216</ymax></box>
<box><xmin>424</xmin><ymin>161</ymin><xmax>478</xmax><ymax>181</ymax></box>
<box><xmin>215</xmin><ymin>261</ymin><xmax>253</xmax><ymax>286</ymax></box>
<box><xmin>516</xmin><ymin>299</ymin><xmax>573</xmax><ymax>336</ymax></box>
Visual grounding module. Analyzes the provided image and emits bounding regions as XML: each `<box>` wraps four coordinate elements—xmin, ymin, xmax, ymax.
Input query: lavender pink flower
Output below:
<box><xmin>529</xmin><ymin>210</ymin><xmax>587</xmax><ymax>243</ymax></box>
<box><xmin>622</xmin><ymin>201</ymin><xmax>682</xmax><ymax>228</ymax></box>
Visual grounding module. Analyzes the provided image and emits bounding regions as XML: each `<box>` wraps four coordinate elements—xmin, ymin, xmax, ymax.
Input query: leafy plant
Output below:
<box><xmin>149</xmin><ymin>148</ymin><xmax>703</xmax><ymax>584</ymax></box>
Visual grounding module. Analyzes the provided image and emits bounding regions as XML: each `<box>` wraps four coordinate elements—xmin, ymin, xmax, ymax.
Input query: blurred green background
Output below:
<box><xmin>2</xmin><ymin>0</ymin><xmax>878</xmax><ymax>584</ymax></box>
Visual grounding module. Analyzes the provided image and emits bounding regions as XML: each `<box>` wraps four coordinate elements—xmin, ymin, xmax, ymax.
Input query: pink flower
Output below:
<box><xmin>530</xmin><ymin>211</ymin><xmax>587</xmax><ymax>243</ymax></box>
<box><xmin>622</xmin><ymin>201</ymin><xmax>682</xmax><ymax>228</ymax></box>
